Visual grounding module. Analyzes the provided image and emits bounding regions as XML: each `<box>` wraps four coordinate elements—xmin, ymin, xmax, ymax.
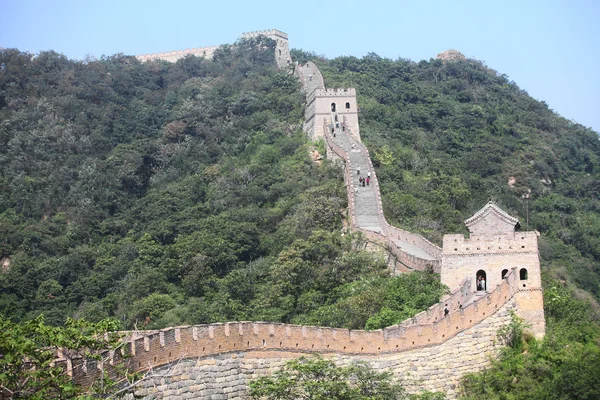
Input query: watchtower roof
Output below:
<box><xmin>464</xmin><ymin>201</ymin><xmax>519</xmax><ymax>234</ymax></box>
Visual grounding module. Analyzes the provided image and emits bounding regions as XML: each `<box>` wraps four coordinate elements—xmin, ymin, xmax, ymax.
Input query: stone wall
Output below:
<box><xmin>126</xmin><ymin>297</ymin><xmax>515</xmax><ymax>400</ymax></box>
<box><xmin>322</xmin><ymin>120</ymin><xmax>441</xmax><ymax>272</ymax></box>
<box><xmin>81</xmin><ymin>275</ymin><xmax>519</xmax><ymax>399</ymax></box>
<box><xmin>136</xmin><ymin>29</ymin><xmax>290</xmax><ymax>68</ymax></box>
<box><xmin>136</xmin><ymin>46</ymin><xmax>219</xmax><ymax>63</ymax></box>
<box><xmin>71</xmin><ymin>271</ymin><xmax>521</xmax><ymax>399</ymax></box>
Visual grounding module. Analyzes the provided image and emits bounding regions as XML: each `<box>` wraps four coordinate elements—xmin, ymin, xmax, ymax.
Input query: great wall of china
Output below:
<box><xmin>66</xmin><ymin>30</ymin><xmax>545</xmax><ymax>399</ymax></box>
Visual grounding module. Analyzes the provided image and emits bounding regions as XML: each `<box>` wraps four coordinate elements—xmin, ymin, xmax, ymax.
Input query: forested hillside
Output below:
<box><xmin>0</xmin><ymin>39</ymin><xmax>445</xmax><ymax>331</ymax></box>
<box><xmin>297</xmin><ymin>51</ymin><xmax>600</xmax><ymax>302</ymax></box>
<box><xmin>293</xmin><ymin>50</ymin><xmax>600</xmax><ymax>399</ymax></box>
<box><xmin>2</xmin><ymin>37</ymin><xmax>600</xmax><ymax>399</ymax></box>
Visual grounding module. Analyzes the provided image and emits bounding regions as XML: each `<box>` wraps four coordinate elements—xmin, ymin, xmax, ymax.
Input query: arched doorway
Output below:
<box><xmin>476</xmin><ymin>270</ymin><xmax>487</xmax><ymax>291</ymax></box>
<box><xmin>331</xmin><ymin>103</ymin><xmax>336</xmax><ymax>112</ymax></box>
<box><xmin>501</xmin><ymin>269</ymin><xmax>509</xmax><ymax>279</ymax></box>
<box><xmin>346</xmin><ymin>102</ymin><xmax>350</xmax><ymax>109</ymax></box>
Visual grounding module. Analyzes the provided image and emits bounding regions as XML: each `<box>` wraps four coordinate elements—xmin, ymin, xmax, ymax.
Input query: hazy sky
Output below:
<box><xmin>2</xmin><ymin>0</ymin><xmax>599</xmax><ymax>133</ymax></box>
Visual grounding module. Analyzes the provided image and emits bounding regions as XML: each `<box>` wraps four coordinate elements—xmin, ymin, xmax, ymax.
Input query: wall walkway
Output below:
<box><xmin>296</xmin><ymin>62</ymin><xmax>442</xmax><ymax>271</ymax></box>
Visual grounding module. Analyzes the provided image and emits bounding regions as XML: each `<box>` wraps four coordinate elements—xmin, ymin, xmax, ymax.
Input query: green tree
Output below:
<box><xmin>0</xmin><ymin>315</ymin><xmax>128</xmax><ymax>399</ymax></box>
<box><xmin>250</xmin><ymin>355</ymin><xmax>444</xmax><ymax>400</ymax></box>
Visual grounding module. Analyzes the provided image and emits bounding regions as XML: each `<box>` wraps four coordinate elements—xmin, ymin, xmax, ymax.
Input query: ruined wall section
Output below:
<box><xmin>136</xmin><ymin>29</ymin><xmax>289</xmax><ymax>67</ymax></box>
<box><xmin>136</xmin><ymin>46</ymin><xmax>219</xmax><ymax>63</ymax></box>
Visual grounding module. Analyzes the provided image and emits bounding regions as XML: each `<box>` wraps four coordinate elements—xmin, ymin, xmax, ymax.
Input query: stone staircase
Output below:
<box><xmin>329</xmin><ymin>122</ymin><xmax>383</xmax><ymax>233</ymax></box>
<box><xmin>296</xmin><ymin>61</ymin><xmax>324</xmax><ymax>95</ymax></box>
<box><xmin>294</xmin><ymin>60</ymin><xmax>442</xmax><ymax>271</ymax></box>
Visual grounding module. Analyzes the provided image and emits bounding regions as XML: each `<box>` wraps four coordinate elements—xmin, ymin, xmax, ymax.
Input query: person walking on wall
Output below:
<box><xmin>444</xmin><ymin>304</ymin><xmax>449</xmax><ymax>317</ymax></box>
<box><xmin>357</xmin><ymin>166</ymin><xmax>360</xmax><ymax>175</ymax></box>
<box><xmin>366</xmin><ymin>177</ymin><xmax>370</xmax><ymax>186</ymax></box>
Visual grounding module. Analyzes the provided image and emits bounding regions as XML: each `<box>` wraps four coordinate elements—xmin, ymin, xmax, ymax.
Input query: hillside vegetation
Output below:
<box><xmin>0</xmin><ymin>39</ymin><xmax>444</xmax><ymax>331</ymax></box>
<box><xmin>306</xmin><ymin>51</ymin><xmax>600</xmax><ymax>301</ymax></box>
<box><xmin>1</xmin><ymin>38</ymin><xmax>600</xmax><ymax>399</ymax></box>
<box><xmin>292</xmin><ymin>50</ymin><xmax>600</xmax><ymax>399</ymax></box>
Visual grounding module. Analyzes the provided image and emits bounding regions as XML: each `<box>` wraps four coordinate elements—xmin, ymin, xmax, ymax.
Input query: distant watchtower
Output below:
<box><xmin>136</xmin><ymin>29</ymin><xmax>290</xmax><ymax>68</ymax></box>
<box><xmin>241</xmin><ymin>29</ymin><xmax>290</xmax><ymax>69</ymax></box>
<box><xmin>441</xmin><ymin>201</ymin><xmax>545</xmax><ymax>338</ymax></box>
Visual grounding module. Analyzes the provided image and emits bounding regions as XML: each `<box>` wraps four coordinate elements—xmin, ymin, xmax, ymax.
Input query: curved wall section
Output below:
<box><xmin>71</xmin><ymin>271</ymin><xmax>519</xmax><ymax>399</ymax></box>
<box><xmin>71</xmin><ymin>272</ymin><xmax>519</xmax><ymax>399</ymax></box>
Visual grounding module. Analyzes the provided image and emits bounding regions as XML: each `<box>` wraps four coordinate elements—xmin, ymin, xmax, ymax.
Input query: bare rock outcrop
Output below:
<box><xmin>436</xmin><ymin>49</ymin><xmax>466</xmax><ymax>62</ymax></box>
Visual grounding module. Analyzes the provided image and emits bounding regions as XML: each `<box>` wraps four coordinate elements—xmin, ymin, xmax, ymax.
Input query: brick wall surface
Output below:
<box><xmin>72</xmin><ymin>271</ymin><xmax>521</xmax><ymax>399</ymax></box>
<box><xmin>116</xmin><ymin>292</ymin><xmax>517</xmax><ymax>400</ymax></box>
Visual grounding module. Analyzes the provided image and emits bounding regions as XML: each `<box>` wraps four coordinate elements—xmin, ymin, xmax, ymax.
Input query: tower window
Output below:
<box><xmin>520</xmin><ymin>268</ymin><xmax>528</xmax><ymax>280</ymax></box>
<box><xmin>345</xmin><ymin>102</ymin><xmax>350</xmax><ymax>109</ymax></box>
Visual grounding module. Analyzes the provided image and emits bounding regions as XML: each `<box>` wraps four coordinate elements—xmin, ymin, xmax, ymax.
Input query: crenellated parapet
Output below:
<box><xmin>136</xmin><ymin>46</ymin><xmax>219</xmax><ymax>63</ymax></box>
<box><xmin>241</xmin><ymin>29</ymin><xmax>288</xmax><ymax>40</ymax></box>
<box><xmin>443</xmin><ymin>231</ymin><xmax>539</xmax><ymax>257</ymax></box>
<box><xmin>71</xmin><ymin>270</ymin><xmax>521</xmax><ymax>395</ymax></box>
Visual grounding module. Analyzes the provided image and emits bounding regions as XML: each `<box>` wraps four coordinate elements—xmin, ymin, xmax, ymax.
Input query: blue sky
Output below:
<box><xmin>2</xmin><ymin>0</ymin><xmax>599</xmax><ymax>133</ymax></box>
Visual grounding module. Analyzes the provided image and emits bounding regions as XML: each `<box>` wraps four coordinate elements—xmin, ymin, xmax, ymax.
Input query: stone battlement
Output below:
<box><xmin>307</xmin><ymin>88</ymin><xmax>357</xmax><ymax>105</ymax></box>
<box><xmin>443</xmin><ymin>231</ymin><xmax>538</xmax><ymax>256</ymax></box>
<box><xmin>241</xmin><ymin>29</ymin><xmax>288</xmax><ymax>40</ymax></box>
<box><xmin>136</xmin><ymin>46</ymin><xmax>219</xmax><ymax>63</ymax></box>
<box><xmin>317</xmin><ymin>88</ymin><xmax>357</xmax><ymax>95</ymax></box>
<box><xmin>72</xmin><ymin>271</ymin><xmax>520</xmax><ymax>394</ymax></box>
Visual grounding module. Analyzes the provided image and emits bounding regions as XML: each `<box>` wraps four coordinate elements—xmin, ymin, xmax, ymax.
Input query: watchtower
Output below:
<box><xmin>241</xmin><ymin>29</ymin><xmax>290</xmax><ymax>69</ymax></box>
<box><xmin>306</xmin><ymin>88</ymin><xmax>361</xmax><ymax>141</ymax></box>
<box><xmin>441</xmin><ymin>201</ymin><xmax>545</xmax><ymax>338</ymax></box>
